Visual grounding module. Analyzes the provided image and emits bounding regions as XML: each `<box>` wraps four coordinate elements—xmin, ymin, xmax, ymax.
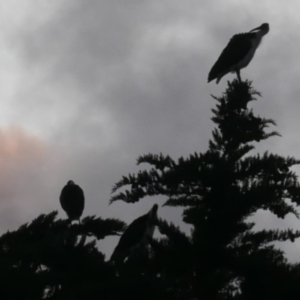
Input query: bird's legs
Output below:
<box><xmin>236</xmin><ymin>70</ymin><xmax>242</xmax><ymax>83</ymax></box>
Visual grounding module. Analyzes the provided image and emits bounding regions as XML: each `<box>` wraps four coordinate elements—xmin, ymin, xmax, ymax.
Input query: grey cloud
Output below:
<box><xmin>2</xmin><ymin>0</ymin><xmax>300</xmax><ymax>260</ymax></box>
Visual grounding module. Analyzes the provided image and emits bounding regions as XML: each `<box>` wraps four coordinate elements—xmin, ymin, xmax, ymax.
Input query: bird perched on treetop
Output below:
<box><xmin>208</xmin><ymin>23</ymin><xmax>269</xmax><ymax>84</ymax></box>
<box><xmin>110</xmin><ymin>204</ymin><xmax>159</xmax><ymax>264</ymax></box>
<box><xmin>60</xmin><ymin>180</ymin><xmax>85</xmax><ymax>223</ymax></box>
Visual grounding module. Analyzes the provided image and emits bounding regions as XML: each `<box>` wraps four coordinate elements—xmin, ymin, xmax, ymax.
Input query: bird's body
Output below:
<box><xmin>208</xmin><ymin>23</ymin><xmax>269</xmax><ymax>84</ymax></box>
<box><xmin>110</xmin><ymin>204</ymin><xmax>158</xmax><ymax>263</ymax></box>
<box><xmin>60</xmin><ymin>180</ymin><xmax>85</xmax><ymax>222</ymax></box>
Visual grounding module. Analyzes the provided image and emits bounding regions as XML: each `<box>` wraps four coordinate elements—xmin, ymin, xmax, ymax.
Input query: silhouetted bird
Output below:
<box><xmin>110</xmin><ymin>204</ymin><xmax>159</xmax><ymax>263</ymax></box>
<box><xmin>208</xmin><ymin>23</ymin><xmax>269</xmax><ymax>84</ymax></box>
<box><xmin>60</xmin><ymin>180</ymin><xmax>85</xmax><ymax>223</ymax></box>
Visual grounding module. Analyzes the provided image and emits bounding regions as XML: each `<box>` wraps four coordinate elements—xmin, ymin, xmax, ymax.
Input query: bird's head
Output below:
<box><xmin>152</xmin><ymin>204</ymin><xmax>158</xmax><ymax>214</ymax></box>
<box><xmin>249</xmin><ymin>23</ymin><xmax>269</xmax><ymax>34</ymax></box>
<box><xmin>148</xmin><ymin>204</ymin><xmax>159</xmax><ymax>224</ymax></box>
<box><xmin>148</xmin><ymin>204</ymin><xmax>159</xmax><ymax>219</ymax></box>
<box><xmin>67</xmin><ymin>180</ymin><xmax>75</xmax><ymax>185</ymax></box>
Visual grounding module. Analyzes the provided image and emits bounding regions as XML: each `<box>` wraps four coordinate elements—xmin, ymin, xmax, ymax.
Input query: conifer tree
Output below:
<box><xmin>2</xmin><ymin>79</ymin><xmax>300</xmax><ymax>300</ymax></box>
<box><xmin>111</xmin><ymin>79</ymin><xmax>300</xmax><ymax>299</ymax></box>
<box><xmin>0</xmin><ymin>211</ymin><xmax>126</xmax><ymax>299</ymax></box>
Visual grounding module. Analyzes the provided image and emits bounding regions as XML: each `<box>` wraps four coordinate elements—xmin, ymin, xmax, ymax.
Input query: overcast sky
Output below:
<box><xmin>1</xmin><ymin>0</ymin><xmax>300</xmax><ymax>261</ymax></box>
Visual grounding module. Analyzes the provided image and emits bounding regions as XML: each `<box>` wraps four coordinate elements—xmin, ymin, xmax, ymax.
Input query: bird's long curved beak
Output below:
<box><xmin>249</xmin><ymin>25</ymin><xmax>261</xmax><ymax>32</ymax></box>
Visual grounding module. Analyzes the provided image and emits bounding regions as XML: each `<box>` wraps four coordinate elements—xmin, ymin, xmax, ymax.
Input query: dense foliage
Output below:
<box><xmin>111</xmin><ymin>79</ymin><xmax>300</xmax><ymax>299</ymax></box>
<box><xmin>1</xmin><ymin>79</ymin><xmax>300</xmax><ymax>299</ymax></box>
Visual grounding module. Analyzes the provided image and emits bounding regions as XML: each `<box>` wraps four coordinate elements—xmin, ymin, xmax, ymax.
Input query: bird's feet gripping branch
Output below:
<box><xmin>208</xmin><ymin>23</ymin><xmax>269</xmax><ymax>84</ymax></box>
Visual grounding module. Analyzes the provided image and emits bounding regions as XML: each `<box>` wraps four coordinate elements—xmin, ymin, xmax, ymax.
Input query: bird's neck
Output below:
<box><xmin>252</xmin><ymin>30</ymin><xmax>267</xmax><ymax>48</ymax></box>
<box><xmin>256</xmin><ymin>28</ymin><xmax>269</xmax><ymax>38</ymax></box>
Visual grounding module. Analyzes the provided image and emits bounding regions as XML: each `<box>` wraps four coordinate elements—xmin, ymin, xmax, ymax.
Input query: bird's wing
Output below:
<box><xmin>75</xmin><ymin>186</ymin><xmax>85</xmax><ymax>216</ymax></box>
<box><xmin>208</xmin><ymin>33</ymin><xmax>254</xmax><ymax>82</ymax></box>
<box><xmin>116</xmin><ymin>214</ymin><xmax>149</xmax><ymax>251</ymax></box>
<box><xmin>59</xmin><ymin>186</ymin><xmax>70</xmax><ymax>212</ymax></box>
